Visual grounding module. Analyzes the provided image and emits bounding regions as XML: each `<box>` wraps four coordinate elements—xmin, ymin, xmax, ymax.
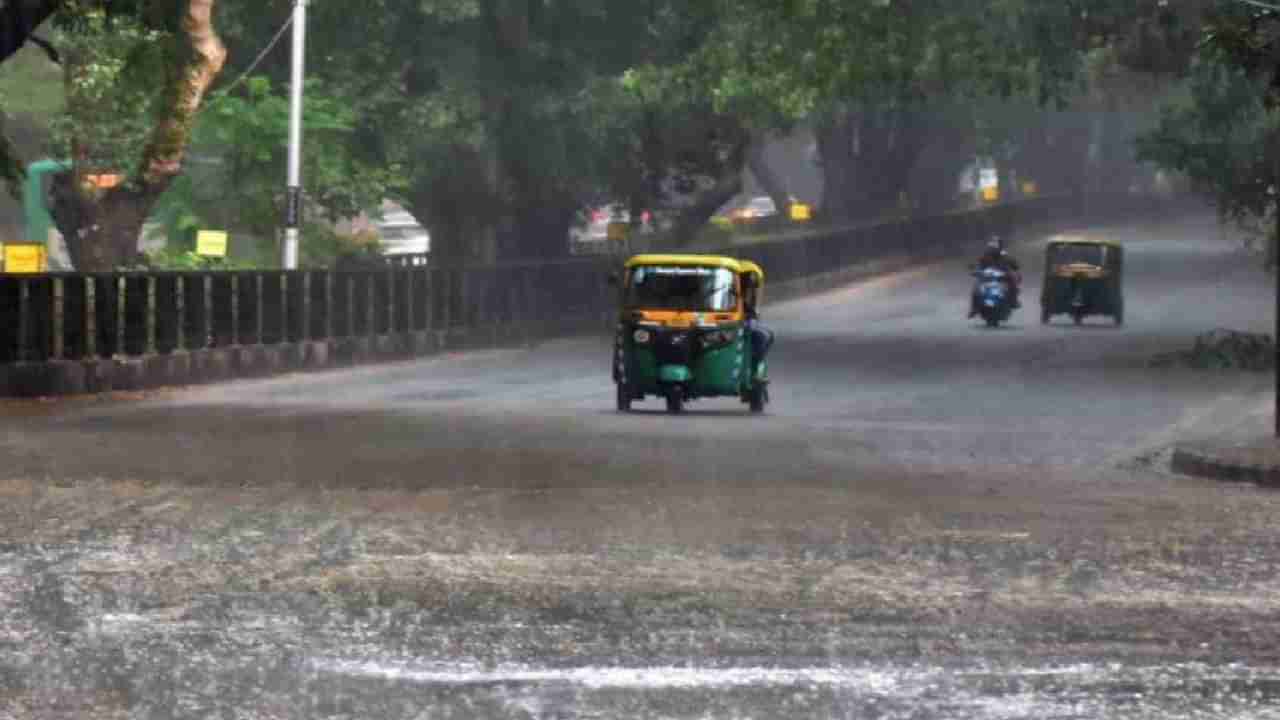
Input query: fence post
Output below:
<box><xmin>175</xmin><ymin>277</ymin><xmax>186</xmax><ymax>352</ymax></box>
<box><xmin>301</xmin><ymin>272</ymin><xmax>312</xmax><ymax>341</ymax></box>
<box><xmin>280</xmin><ymin>273</ymin><xmax>290</xmax><ymax>344</ymax></box>
<box><xmin>386</xmin><ymin>268</ymin><xmax>396</xmax><ymax>334</ymax></box>
<box><xmin>203</xmin><ymin>275</ymin><xmax>213</xmax><ymax>349</ymax></box>
<box><xmin>366</xmin><ymin>272</ymin><xmax>375</xmax><ymax>338</ymax></box>
<box><xmin>145</xmin><ymin>276</ymin><xmax>157</xmax><ymax>355</ymax></box>
<box><xmin>16</xmin><ymin>279</ymin><xmax>30</xmax><ymax>363</ymax></box>
<box><xmin>440</xmin><ymin>269</ymin><xmax>453</xmax><ymax>330</ymax></box>
<box><xmin>255</xmin><ymin>273</ymin><xmax>264</xmax><ymax>345</ymax></box>
<box><xmin>84</xmin><ymin>277</ymin><xmax>96</xmax><ymax>359</ymax></box>
<box><xmin>116</xmin><ymin>277</ymin><xmax>127</xmax><ymax>357</ymax></box>
<box><xmin>346</xmin><ymin>274</ymin><xmax>355</xmax><ymax>337</ymax></box>
<box><xmin>51</xmin><ymin>277</ymin><xmax>65</xmax><ymax>361</ymax></box>
<box><xmin>405</xmin><ymin>268</ymin><xmax>416</xmax><ymax>333</ymax></box>
<box><xmin>230</xmin><ymin>275</ymin><xmax>240</xmax><ymax>346</ymax></box>
<box><xmin>323</xmin><ymin>272</ymin><xmax>333</xmax><ymax>339</ymax></box>
<box><xmin>422</xmin><ymin>269</ymin><xmax>434</xmax><ymax>332</ymax></box>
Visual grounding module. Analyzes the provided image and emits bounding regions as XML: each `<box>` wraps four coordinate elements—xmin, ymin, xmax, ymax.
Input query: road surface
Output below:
<box><xmin>3</xmin><ymin>211</ymin><xmax>1280</xmax><ymax>719</ymax></box>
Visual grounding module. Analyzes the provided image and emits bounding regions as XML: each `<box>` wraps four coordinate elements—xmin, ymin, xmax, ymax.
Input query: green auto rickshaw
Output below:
<box><xmin>611</xmin><ymin>254</ymin><xmax>769</xmax><ymax>414</ymax></box>
<box><xmin>1040</xmin><ymin>236</ymin><xmax>1125</xmax><ymax>326</ymax></box>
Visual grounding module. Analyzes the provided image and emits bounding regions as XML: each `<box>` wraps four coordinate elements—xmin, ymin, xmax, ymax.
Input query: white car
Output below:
<box><xmin>376</xmin><ymin>208</ymin><xmax>430</xmax><ymax>255</ymax></box>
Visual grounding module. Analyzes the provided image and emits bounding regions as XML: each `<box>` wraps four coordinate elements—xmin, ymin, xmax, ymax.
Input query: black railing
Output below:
<box><xmin>0</xmin><ymin>260</ymin><xmax>613</xmax><ymax>366</ymax></box>
<box><xmin>0</xmin><ymin>191</ymin><xmax>1185</xmax><ymax>370</ymax></box>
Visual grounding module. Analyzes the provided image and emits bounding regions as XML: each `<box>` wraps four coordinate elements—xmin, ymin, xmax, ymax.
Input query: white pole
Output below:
<box><xmin>283</xmin><ymin>0</ymin><xmax>308</xmax><ymax>269</ymax></box>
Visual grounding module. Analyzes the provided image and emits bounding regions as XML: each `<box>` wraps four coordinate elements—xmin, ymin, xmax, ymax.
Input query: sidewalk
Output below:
<box><xmin>1171</xmin><ymin>397</ymin><xmax>1280</xmax><ymax>488</ymax></box>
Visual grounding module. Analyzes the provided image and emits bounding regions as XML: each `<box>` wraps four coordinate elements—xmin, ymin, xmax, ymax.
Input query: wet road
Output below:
<box><xmin>4</xmin><ymin>211</ymin><xmax>1280</xmax><ymax>718</ymax></box>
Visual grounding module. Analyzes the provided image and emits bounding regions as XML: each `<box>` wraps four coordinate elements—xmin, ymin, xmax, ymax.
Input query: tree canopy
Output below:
<box><xmin>0</xmin><ymin>0</ymin><xmax>1225</xmax><ymax>268</ymax></box>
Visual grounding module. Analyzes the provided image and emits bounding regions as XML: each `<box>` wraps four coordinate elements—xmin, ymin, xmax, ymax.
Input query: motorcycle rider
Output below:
<box><xmin>969</xmin><ymin>236</ymin><xmax>1022</xmax><ymax>318</ymax></box>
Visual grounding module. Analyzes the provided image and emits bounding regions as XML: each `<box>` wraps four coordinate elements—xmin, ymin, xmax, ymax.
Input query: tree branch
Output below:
<box><xmin>137</xmin><ymin>0</ymin><xmax>227</xmax><ymax>190</ymax></box>
<box><xmin>0</xmin><ymin>0</ymin><xmax>61</xmax><ymax>65</ymax></box>
<box><xmin>26</xmin><ymin>32</ymin><xmax>57</xmax><ymax>63</ymax></box>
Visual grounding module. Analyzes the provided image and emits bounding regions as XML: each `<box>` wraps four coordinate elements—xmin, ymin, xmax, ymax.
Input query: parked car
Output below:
<box><xmin>728</xmin><ymin>196</ymin><xmax>778</xmax><ymax>224</ymax></box>
<box><xmin>376</xmin><ymin>207</ymin><xmax>430</xmax><ymax>256</ymax></box>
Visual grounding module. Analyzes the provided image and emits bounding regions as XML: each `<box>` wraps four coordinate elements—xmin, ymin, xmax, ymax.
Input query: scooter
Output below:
<box><xmin>971</xmin><ymin>267</ymin><xmax>1015</xmax><ymax>328</ymax></box>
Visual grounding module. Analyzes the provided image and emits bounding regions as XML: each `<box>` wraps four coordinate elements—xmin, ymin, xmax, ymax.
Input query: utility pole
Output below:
<box><xmin>282</xmin><ymin>0</ymin><xmax>308</xmax><ymax>270</ymax></box>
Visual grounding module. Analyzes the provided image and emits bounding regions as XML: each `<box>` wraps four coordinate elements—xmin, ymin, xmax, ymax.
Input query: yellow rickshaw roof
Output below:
<box><xmin>1046</xmin><ymin>235</ymin><xmax>1124</xmax><ymax>249</ymax></box>
<box><xmin>625</xmin><ymin>254</ymin><xmax>765</xmax><ymax>281</ymax></box>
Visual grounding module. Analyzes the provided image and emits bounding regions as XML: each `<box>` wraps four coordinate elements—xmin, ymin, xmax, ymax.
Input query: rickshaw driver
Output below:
<box><xmin>969</xmin><ymin>237</ymin><xmax>1022</xmax><ymax>318</ymax></box>
<box><xmin>744</xmin><ymin>290</ymin><xmax>773</xmax><ymax>379</ymax></box>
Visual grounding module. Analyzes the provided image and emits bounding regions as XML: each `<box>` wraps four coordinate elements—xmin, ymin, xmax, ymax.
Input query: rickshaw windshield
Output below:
<box><xmin>626</xmin><ymin>266</ymin><xmax>738</xmax><ymax>311</ymax></box>
<box><xmin>1050</xmin><ymin>244</ymin><xmax>1106</xmax><ymax>266</ymax></box>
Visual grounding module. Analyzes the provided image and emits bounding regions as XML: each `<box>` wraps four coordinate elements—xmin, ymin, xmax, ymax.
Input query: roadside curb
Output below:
<box><xmin>1171</xmin><ymin>438</ymin><xmax>1280</xmax><ymax>488</ymax></box>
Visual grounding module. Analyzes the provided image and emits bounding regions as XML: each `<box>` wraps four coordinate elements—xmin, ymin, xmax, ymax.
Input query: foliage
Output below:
<box><xmin>126</xmin><ymin>246</ymin><xmax>258</xmax><ymax>271</ymax></box>
<box><xmin>184</xmin><ymin>75</ymin><xmax>398</xmax><ymax>236</ymax></box>
<box><xmin>1137</xmin><ymin>58</ymin><xmax>1276</xmax><ymax>223</ymax></box>
<box><xmin>1136</xmin><ymin>2</ymin><xmax>1280</xmax><ymax>263</ymax></box>
<box><xmin>46</xmin><ymin>8</ymin><xmax>172</xmax><ymax>176</ymax></box>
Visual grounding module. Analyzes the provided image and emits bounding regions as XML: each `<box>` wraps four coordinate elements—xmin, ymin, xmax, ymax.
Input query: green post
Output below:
<box><xmin>23</xmin><ymin>160</ymin><xmax>71</xmax><ymax>246</ymax></box>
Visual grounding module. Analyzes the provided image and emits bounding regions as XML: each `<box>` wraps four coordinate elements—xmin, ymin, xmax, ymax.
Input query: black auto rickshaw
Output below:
<box><xmin>1039</xmin><ymin>236</ymin><xmax>1124</xmax><ymax>326</ymax></box>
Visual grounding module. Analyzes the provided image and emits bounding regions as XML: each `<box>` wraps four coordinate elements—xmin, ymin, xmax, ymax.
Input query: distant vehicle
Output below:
<box><xmin>971</xmin><ymin>267</ymin><xmax>1016</xmax><ymax>328</ymax></box>
<box><xmin>1040</xmin><ymin>236</ymin><xmax>1125</xmax><ymax>326</ymax></box>
<box><xmin>570</xmin><ymin>203</ymin><xmax>654</xmax><ymax>254</ymax></box>
<box><xmin>376</xmin><ymin>207</ymin><xmax>430</xmax><ymax>256</ymax></box>
<box><xmin>726</xmin><ymin>196</ymin><xmax>778</xmax><ymax>224</ymax></box>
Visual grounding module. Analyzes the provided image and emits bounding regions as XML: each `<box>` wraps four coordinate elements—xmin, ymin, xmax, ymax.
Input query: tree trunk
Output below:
<box><xmin>0</xmin><ymin>0</ymin><xmax>60</xmax><ymax>66</ymax></box>
<box><xmin>668</xmin><ymin>136</ymin><xmax>749</xmax><ymax>246</ymax></box>
<box><xmin>816</xmin><ymin>114</ymin><xmax>857</xmax><ymax>223</ymax></box>
<box><xmin>55</xmin><ymin>0</ymin><xmax>226</xmax><ymax>271</ymax></box>
<box><xmin>747</xmin><ymin>133</ymin><xmax>792</xmax><ymax>218</ymax></box>
<box><xmin>817</xmin><ymin>109</ymin><xmax>926</xmax><ymax>224</ymax></box>
<box><xmin>908</xmin><ymin>130</ymin><xmax>976</xmax><ymax>217</ymax></box>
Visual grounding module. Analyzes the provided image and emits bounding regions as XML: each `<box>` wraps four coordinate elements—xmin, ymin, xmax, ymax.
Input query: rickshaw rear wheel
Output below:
<box><xmin>748</xmin><ymin>384</ymin><xmax>767</xmax><ymax>414</ymax></box>
<box><xmin>616</xmin><ymin>382</ymin><xmax>632</xmax><ymax>412</ymax></box>
<box><xmin>1041</xmin><ymin>308</ymin><xmax>1051</xmax><ymax>325</ymax></box>
<box><xmin>1073</xmin><ymin>311</ymin><xmax>1084</xmax><ymax>326</ymax></box>
<box><xmin>665</xmin><ymin>387</ymin><xmax>684</xmax><ymax>414</ymax></box>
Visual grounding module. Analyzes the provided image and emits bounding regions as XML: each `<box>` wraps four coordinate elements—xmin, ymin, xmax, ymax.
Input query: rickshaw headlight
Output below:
<box><xmin>703</xmin><ymin>329</ymin><xmax>738</xmax><ymax>347</ymax></box>
<box><xmin>633</xmin><ymin>329</ymin><xmax>653</xmax><ymax>344</ymax></box>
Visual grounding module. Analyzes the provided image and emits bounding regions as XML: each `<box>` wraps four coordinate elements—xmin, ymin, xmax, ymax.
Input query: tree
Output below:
<box><xmin>1138</xmin><ymin>3</ymin><xmax>1280</xmax><ymax>266</ymax></box>
<box><xmin>31</xmin><ymin>0</ymin><xmax>227</xmax><ymax>271</ymax></box>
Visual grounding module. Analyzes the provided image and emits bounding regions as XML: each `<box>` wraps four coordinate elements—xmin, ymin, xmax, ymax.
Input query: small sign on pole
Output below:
<box><xmin>790</xmin><ymin>203</ymin><xmax>812</xmax><ymax>222</ymax></box>
<box><xmin>4</xmin><ymin>243</ymin><xmax>47</xmax><ymax>273</ymax></box>
<box><xmin>196</xmin><ymin>231</ymin><xmax>229</xmax><ymax>258</ymax></box>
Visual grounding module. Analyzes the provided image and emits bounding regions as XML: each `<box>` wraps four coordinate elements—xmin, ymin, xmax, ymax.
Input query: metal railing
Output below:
<box><xmin>0</xmin><ymin>260</ymin><xmax>614</xmax><ymax>365</ymax></box>
<box><xmin>0</xmin><ymin>191</ymin><xmax>1180</xmax><ymax>368</ymax></box>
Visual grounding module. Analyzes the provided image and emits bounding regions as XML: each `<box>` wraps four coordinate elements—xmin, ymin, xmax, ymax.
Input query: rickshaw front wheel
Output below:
<box><xmin>748</xmin><ymin>384</ymin><xmax>767</xmax><ymax>414</ymax></box>
<box><xmin>616</xmin><ymin>382</ymin><xmax>632</xmax><ymax>412</ymax></box>
<box><xmin>665</xmin><ymin>387</ymin><xmax>684</xmax><ymax>414</ymax></box>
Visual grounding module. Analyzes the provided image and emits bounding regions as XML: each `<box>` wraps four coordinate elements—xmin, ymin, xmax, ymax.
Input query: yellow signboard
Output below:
<box><xmin>196</xmin><ymin>230</ymin><xmax>229</xmax><ymax>257</ymax></box>
<box><xmin>1021</xmin><ymin>181</ymin><xmax>1038</xmax><ymax>197</ymax></box>
<box><xmin>981</xmin><ymin>186</ymin><xmax>1000</xmax><ymax>202</ymax></box>
<box><xmin>4</xmin><ymin>243</ymin><xmax>47</xmax><ymax>273</ymax></box>
<box><xmin>790</xmin><ymin>203</ymin><xmax>812</xmax><ymax>222</ymax></box>
<box><xmin>606</xmin><ymin>222</ymin><xmax>629</xmax><ymax>242</ymax></box>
